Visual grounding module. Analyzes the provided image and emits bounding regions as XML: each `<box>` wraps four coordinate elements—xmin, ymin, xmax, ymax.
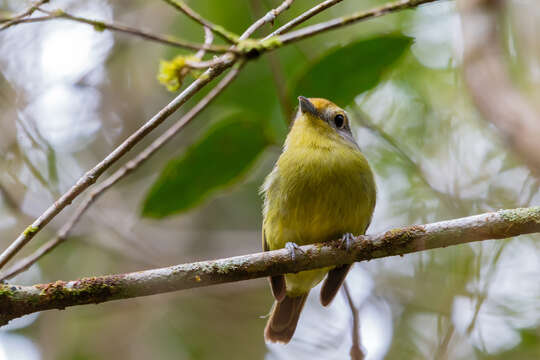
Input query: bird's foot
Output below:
<box><xmin>338</xmin><ymin>233</ymin><xmax>356</xmax><ymax>252</ymax></box>
<box><xmin>285</xmin><ymin>242</ymin><xmax>304</xmax><ymax>261</ymax></box>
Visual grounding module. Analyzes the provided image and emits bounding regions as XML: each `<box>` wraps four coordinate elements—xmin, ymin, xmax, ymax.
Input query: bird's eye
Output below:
<box><xmin>334</xmin><ymin>114</ymin><xmax>345</xmax><ymax>129</ymax></box>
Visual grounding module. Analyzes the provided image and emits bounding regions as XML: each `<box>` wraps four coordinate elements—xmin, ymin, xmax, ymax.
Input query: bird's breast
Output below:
<box><xmin>264</xmin><ymin>144</ymin><xmax>376</xmax><ymax>248</ymax></box>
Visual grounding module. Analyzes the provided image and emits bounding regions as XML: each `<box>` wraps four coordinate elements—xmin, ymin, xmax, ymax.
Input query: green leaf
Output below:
<box><xmin>142</xmin><ymin>114</ymin><xmax>268</xmax><ymax>218</ymax></box>
<box><xmin>291</xmin><ymin>35</ymin><xmax>412</xmax><ymax>106</ymax></box>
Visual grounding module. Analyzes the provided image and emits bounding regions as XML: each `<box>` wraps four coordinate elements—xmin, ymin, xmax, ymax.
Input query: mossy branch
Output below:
<box><xmin>1</xmin><ymin>207</ymin><xmax>539</xmax><ymax>326</ymax></box>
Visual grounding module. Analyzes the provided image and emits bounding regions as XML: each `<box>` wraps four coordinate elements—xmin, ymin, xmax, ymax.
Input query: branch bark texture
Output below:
<box><xmin>1</xmin><ymin>207</ymin><xmax>538</xmax><ymax>325</ymax></box>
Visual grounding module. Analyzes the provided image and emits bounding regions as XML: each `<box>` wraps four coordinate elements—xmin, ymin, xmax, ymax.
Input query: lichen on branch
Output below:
<box><xmin>0</xmin><ymin>207</ymin><xmax>538</xmax><ymax>326</ymax></box>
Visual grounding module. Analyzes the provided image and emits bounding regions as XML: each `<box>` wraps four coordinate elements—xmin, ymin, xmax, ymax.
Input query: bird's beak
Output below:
<box><xmin>298</xmin><ymin>96</ymin><xmax>317</xmax><ymax>117</ymax></box>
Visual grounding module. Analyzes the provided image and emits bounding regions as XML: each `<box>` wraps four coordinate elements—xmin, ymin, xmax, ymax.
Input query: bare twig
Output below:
<box><xmin>343</xmin><ymin>282</ymin><xmax>364</xmax><ymax>360</ymax></box>
<box><xmin>0</xmin><ymin>61</ymin><xmax>246</xmax><ymax>281</ymax></box>
<box><xmin>458</xmin><ymin>0</ymin><xmax>540</xmax><ymax>176</ymax></box>
<box><xmin>242</xmin><ymin>0</ymin><xmax>293</xmax><ymax>39</ymax></box>
<box><xmin>0</xmin><ymin>14</ymin><xmax>55</xmax><ymax>28</ymax></box>
<box><xmin>32</xmin><ymin>8</ymin><xmax>232</xmax><ymax>53</ymax></box>
<box><xmin>265</xmin><ymin>0</ymin><xmax>343</xmax><ymax>39</ymax></box>
<box><xmin>162</xmin><ymin>0</ymin><xmax>238</xmax><ymax>43</ymax></box>
<box><xmin>279</xmin><ymin>0</ymin><xmax>438</xmax><ymax>45</ymax></box>
<box><xmin>195</xmin><ymin>26</ymin><xmax>214</xmax><ymax>59</ymax></box>
<box><xmin>0</xmin><ymin>0</ymin><xmax>49</xmax><ymax>31</ymax></box>
<box><xmin>179</xmin><ymin>26</ymin><xmax>216</xmax><ymax>73</ymax></box>
<box><xmin>0</xmin><ymin>207</ymin><xmax>538</xmax><ymax>325</ymax></box>
<box><xmin>185</xmin><ymin>57</ymin><xmax>227</xmax><ymax>69</ymax></box>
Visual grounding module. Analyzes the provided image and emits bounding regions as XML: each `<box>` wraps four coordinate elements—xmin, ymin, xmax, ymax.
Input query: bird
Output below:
<box><xmin>261</xmin><ymin>96</ymin><xmax>376</xmax><ymax>343</ymax></box>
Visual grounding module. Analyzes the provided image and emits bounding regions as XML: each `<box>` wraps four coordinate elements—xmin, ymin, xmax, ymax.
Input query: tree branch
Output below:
<box><xmin>279</xmin><ymin>0</ymin><xmax>438</xmax><ymax>45</ymax></box>
<box><xmin>265</xmin><ymin>0</ymin><xmax>343</xmax><ymax>39</ymax></box>
<box><xmin>0</xmin><ymin>207</ymin><xmax>538</xmax><ymax>325</ymax></box>
<box><xmin>242</xmin><ymin>0</ymin><xmax>293</xmax><ymax>39</ymax></box>
<box><xmin>162</xmin><ymin>0</ymin><xmax>239</xmax><ymax>43</ymax></box>
<box><xmin>32</xmin><ymin>8</ymin><xmax>232</xmax><ymax>54</ymax></box>
<box><xmin>195</xmin><ymin>26</ymin><xmax>214</xmax><ymax>59</ymax></box>
<box><xmin>458</xmin><ymin>0</ymin><xmax>540</xmax><ymax>176</ymax></box>
<box><xmin>0</xmin><ymin>0</ymin><xmax>49</xmax><ymax>31</ymax></box>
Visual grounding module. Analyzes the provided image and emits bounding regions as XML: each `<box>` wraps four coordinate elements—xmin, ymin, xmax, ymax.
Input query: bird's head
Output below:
<box><xmin>295</xmin><ymin>96</ymin><xmax>358</xmax><ymax>149</ymax></box>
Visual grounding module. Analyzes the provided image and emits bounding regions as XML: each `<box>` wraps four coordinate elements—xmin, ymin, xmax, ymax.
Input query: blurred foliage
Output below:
<box><xmin>292</xmin><ymin>35</ymin><xmax>412</xmax><ymax>106</ymax></box>
<box><xmin>142</xmin><ymin>114</ymin><xmax>269</xmax><ymax>217</ymax></box>
<box><xmin>0</xmin><ymin>0</ymin><xmax>539</xmax><ymax>359</ymax></box>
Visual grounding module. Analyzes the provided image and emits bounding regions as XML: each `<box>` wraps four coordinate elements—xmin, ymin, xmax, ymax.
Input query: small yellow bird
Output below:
<box><xmin>261</xmin><ymin>97</ymin><xmax>376</xmax><ymax>343</ymax></box>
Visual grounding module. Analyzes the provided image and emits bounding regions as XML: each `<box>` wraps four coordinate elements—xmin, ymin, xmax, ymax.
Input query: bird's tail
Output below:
<box><xmin>264</xmin><ymin>294</ymin><xmax>308</xmax><ymax>344</ymax></box>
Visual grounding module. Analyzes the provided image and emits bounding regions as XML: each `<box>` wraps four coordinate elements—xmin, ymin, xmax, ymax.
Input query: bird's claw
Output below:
<box><xmin>285</xmin><ymin>242</ymin><xmax>303</xmax><ymax>261</ymax></box>
<box><xmin>339</xmin><ymin>233</ymin><xmax>356</xmax><ymax>252</ymax></box>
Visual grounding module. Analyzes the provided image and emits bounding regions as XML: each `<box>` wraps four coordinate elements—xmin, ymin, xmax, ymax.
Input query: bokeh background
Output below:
<box><xmin>1</xmin><ymin>0</ymin><xmax>540</xmax><ymax>359</ymax></box>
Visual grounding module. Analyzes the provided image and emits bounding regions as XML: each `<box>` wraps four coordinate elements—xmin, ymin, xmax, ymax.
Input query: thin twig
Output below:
<box><xmin>264</xmin><ymin>0</ymin><xmax>343</xmax><ymax>39</ymax></box>
<box><xmin>279</xmin><ymin>0</ymin><xmax>438</xmax><ymax>45</ymax></box>
<box><xmin>0</xmin><ymin>61</ymin><xmax>246</xmax><ymax>281</ymax></box>
<box><xmin>0</xmin><ymin>14</ymin><xmax>56</xmax><ymax>28</ymax></box>
<box><xmin>0</xmin><ymin>0</ymin><xmax>49</xmax><ymax>31</ymax></box>
<box><xmin>181</xmin><ymin>26</ymin><xmax>217</xmax><ymax>70</ymax></box>
<box><xmin>242</xmin><ymin>0</ymin><xmax>293</xmax><ymax>39</ymax></box>
<box><xmin>32</xmin><ymin>8</ymin><xmax>232</xmax><ymax>53</ymax></box>
<box><xmin>0</xmin><ymin>207</ymin><xmax>538</xmax><ymax>325</ymax></box>
<box><xmin>185</xmin><ymin>57</ymin><xmax>226</xmax><ymax>69</ymax></box>
<box><xmin>343</xmin><ymin>282</ymin><xmax>364</xmax><ymax>360</ymax></box>
<box><xmin>162</xmin><ymin>0</ymin><xmax>238</xmax><ymax>43</ymax></box>
<box><xmin>195</xmin><ymin>26</ymin><xmax>214</xmax><ymax>59</ymax></box>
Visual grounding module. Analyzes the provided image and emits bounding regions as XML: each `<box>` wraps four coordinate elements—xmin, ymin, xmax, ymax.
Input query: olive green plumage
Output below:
<box><xmin>261</xmin><ymin>97</ymin><xmax>376</xmax><ymax>343</ymax></box>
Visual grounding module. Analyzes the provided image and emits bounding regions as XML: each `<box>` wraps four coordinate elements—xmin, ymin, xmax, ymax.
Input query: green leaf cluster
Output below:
<box><xmin>142</xmin><ymin>114</ymin><xmax>268</xmax><ymax>218</ymax></box>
